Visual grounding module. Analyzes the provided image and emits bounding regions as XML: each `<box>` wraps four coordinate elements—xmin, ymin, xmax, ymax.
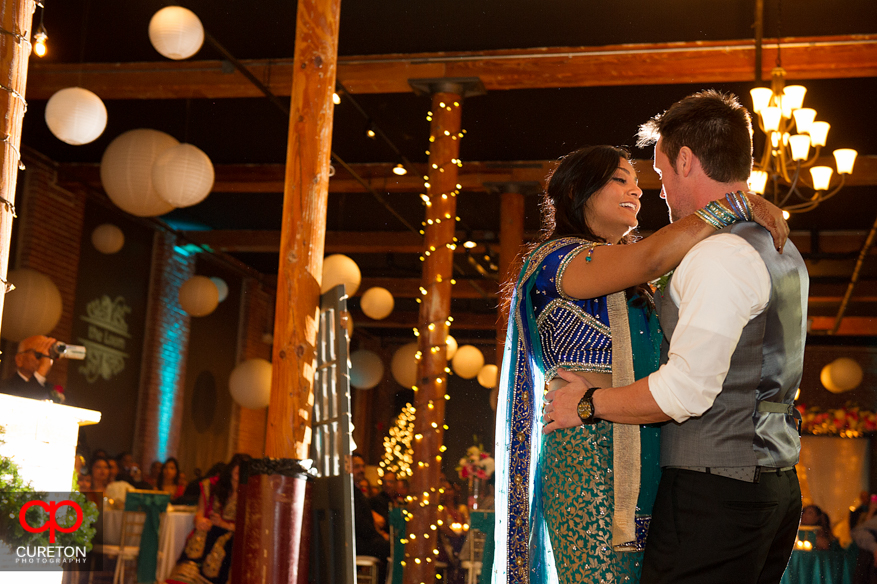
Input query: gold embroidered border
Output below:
<box><xmin>606</xmin><ymin>291</ymin><xmax>641</xmax><ymax>550</ymax></box>
<box><xmin>535</xmin><ymin>298</ymin><xmax>611</xmax><ymax>337</ymax></box>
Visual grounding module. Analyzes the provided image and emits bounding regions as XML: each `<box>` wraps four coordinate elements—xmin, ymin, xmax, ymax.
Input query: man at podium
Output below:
<box><xmin>0</xmin><ymin>335</ymin><xmax>56</xmax><ymax>401</ymax></box>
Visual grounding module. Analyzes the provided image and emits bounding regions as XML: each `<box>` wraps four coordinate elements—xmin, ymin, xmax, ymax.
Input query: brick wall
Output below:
<box><xmin>133</xmin><ymin>231</ymin><xmax>195</xmax><ymax>468</ymax></box>
<box><xmin>229</xmin><ymin>277</ymin><xmax>273</xmax><ymax>457</ymax></box>
<box><xmin>10</xmin><ymin>153</ymin><xmax>86</xmax><ymax>386</ymax></box>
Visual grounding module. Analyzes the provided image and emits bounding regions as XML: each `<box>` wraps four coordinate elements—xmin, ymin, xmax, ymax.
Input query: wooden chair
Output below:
<box><xmin>89</xmin><ymin>489</ymin><xmax>168</xmax><ymax>584</ymax></box>
<box><xmin>356</xmin><ymin>555</ymin><xmax>381</xmax><ymax>584</ymax></box>
<box><xmin>460</xmin><ymin>527</ymin><xmax>487</xmax><ymax>584</ymax></box>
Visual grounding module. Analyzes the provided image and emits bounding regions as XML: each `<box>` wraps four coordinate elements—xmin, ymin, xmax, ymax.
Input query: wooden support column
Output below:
<box><xmin>404</xmin><ymin>78</ymin><xmax>483</xmax><ymax>584</ymax></box>
<box><xmin>266</xmin><ymin>0</ymin><xmax>341</xmax><ymax>461</ymax></box>
<box><xmin>0</xmin><ymin>0</ymin><xmax>35</xmax><ymax>341</ymax></box>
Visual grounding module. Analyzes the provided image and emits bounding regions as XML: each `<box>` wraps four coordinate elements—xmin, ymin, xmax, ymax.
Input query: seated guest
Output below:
<box><xmin>0</xmin><ymin>335</ymin><xmax>57</xmax><ymax>400</ymax></box>
<box><xmin>158</xmin><ymin>457</ymin><xmax>187</xmax><ymax>499</ymax></box>
<box><xmin>78</xmin><ymin>473</ymin><xmax>93</xmax><ymax>491</ymax></box>
<box><xmin>166</xmin><ymin>453</ymin><xmax>251</xmax><ymax>584</ymax></box>
<box><xmin>370</xmin><ymin>471</ymin><xmax>396</xmax><ymax>527</ymax></box>
<box><xmin>802</xmin><ymin>504</ymin><xmax>838</xmax><ymax>551</ymax></box>
<box><xmin>107</xmin><ymin>458</ymin><xmax>120</xmax><ymax>483</ymax></box>
<box><xmin>146</xmin><ymin>460</ymin><xmax>163</xmax><ymax>488</ymax></box>
<box><xmin>177</xmin><ymin>463</ymin><xmax>223</xmax><ymax>505</ymax></box>
<box><xmin>84</xmin><ymin>457</ymin><xmax>111</xmax><ymax>503</ymax></box>
<box><xmin>352</xmin><ymin>452</ymin><xmax>390</xmax><ymax>584</ymax></box>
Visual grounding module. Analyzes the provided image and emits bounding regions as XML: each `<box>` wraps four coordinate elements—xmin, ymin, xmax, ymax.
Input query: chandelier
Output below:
<box><xmin>748</xmin><ymin>67</ymin><xmax>858</xmax><ymax>216</ymax></box>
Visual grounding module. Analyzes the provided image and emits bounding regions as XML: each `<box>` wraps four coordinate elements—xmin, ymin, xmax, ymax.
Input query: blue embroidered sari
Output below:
<box><xmin>492</xmin><ymin>238</ymin><xmax>662</xmax><ymax>584</ymax></box>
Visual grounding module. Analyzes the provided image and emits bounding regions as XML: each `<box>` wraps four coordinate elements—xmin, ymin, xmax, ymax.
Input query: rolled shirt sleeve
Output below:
<box><xmin>647</xmin><ymin>233</ymin><xmax>771</xmax><ymax>423</ymax></box>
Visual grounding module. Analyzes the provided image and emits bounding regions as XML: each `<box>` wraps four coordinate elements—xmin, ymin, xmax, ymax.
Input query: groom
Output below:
<box><xmin>543</xmin><ymin>90</ymin><xmax>807</xmax><ymax>584</ymax></box>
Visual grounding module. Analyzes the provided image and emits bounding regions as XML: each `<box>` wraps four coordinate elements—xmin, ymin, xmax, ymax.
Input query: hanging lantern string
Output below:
<box><xmin>0</xmin><ymin>26</ymin><xmax>29</xmax><ymax>46</ymax></box>
<box><xmin>1</xmin><ymin>136</ymin><xmax>25</xmax><ymax>171</ymax></box>
<box><xmin>0</xmin><ymin>83</ymin><xmax>27</xmax><ymax>111</ymax></box>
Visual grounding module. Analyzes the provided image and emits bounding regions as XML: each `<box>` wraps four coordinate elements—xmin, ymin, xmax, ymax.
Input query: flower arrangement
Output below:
<box><xmin>456</xmin><ymin>439</ymin><xmax>495</xmax><ymax>480</ymax></box>
<box><xmin>799</xmin><ymin>405</ymin><xmax>877</xmax><ymax>438</ymax></box>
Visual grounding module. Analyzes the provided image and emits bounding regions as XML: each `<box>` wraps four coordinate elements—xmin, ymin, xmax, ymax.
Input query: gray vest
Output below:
<box><xmin>656</xmin><ymin>222</ymin><xmax>808</xmax><ymax>469</ymax></box>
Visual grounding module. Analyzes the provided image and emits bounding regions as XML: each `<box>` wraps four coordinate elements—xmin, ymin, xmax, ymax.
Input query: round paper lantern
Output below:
<box><xmin>44</xmin><ymin>87</ymin><xmax>107</xmax><ymax>145</ymax></box>
<box><xmin>446</xmin><ymin>335</ymin><xmax>458</xmax><ymax>360</ymax></box>
<box><xmin>148</xmin><ymin>6</ymin><xmax>204</xmax><ymax>60</ymax></box>
<box><xmin>152</xmin><ymin>143</ymin><xmax>215</xmax><ymax>208</ymax></box>
<box><xmin>350</xmin><ymin>350</ymin><xmax>384</xmax><ymax>390</ymax></box>
<box><xmin>209</xmin><ymin>277</ymin><xmax>229</xmax><ymax>302</ymax></box>
<box><xmin>361</xmin><ymin>287</ymin><xmax>394</xmax><ymax>320</ymax></box>
<box><xmin>391</xmin><ymin>342</ymin><xmax>420</xmax><ymax>389</ymax></box>
<box><xmin>91</xmin><ymin>223</ymin><xmax>125</xmax><ymax>254</ymax></box>
<box><xmin>229</xmin><ymin>358</ymin><xmax>272</xmax><ymax>409</ymax></box>
<box><xmin>821</xmin><ymin>358</ymin><xmax>864</xmax><ymax>393</ymax></box>
<box><xmin>1</xmin><ymin>269</ymin><xmax>63</xmax><ymax>342</ymax></box>
<box><xmin>100</xmin><ymin>129</ymin><xmax>179</xmax><ymax>217</ymax></box>
<box><xmin>322</xmin><ymin>254</ymin><xmax>361</xmax><ymax>295</ymax></box>
<box><xmin>178</xmin><ymin>276</ymin><xmax>219</xmax><ymax>317</ymax></box>
<box><xmin>477</xmin><ymin>364</ymin><xmax>499</xmax><ymax>389</ymax></box>
<box><xmin>452</xmin><ymin>345</ymin><xmax>485</xmax><ymax>380</ymax></box>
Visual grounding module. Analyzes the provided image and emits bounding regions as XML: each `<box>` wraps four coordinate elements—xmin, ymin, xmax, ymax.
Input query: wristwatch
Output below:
<box><xmin>577</xmin><ymin>387</ymin><xmax>600</xmax><ymax>425</ymax></box>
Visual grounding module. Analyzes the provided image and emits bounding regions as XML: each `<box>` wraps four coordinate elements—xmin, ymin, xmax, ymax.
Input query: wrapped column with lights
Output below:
<box><xmin>404</xmin><ymin>77</ymin><xmax>484</xmax><ymax>584</ymax></box>
<box><xmin>0</xmin><ymin>0</ymin><xmax>36</xmax><ymax>342</ymax></box>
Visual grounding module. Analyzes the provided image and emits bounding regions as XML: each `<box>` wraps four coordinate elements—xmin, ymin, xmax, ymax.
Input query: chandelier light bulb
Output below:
<box><xmin>833</xmin><ymin>149</ymin><xmax>858</xmax><ymax>175</ymax></box>
<box><xmin>810</xmin><ymin>166</ymin><xmax>833</xmax><ymax>191</ymax></box>
<box><xmin>761</xmin><ymin>107</ymin><xmax>782</xmax><ymax>132</ymax></box>
<box><xmin>808</xmin><ymin>121</ymin><xmax>830</xmax><ymax>147</ymax></box>
<box><xmin>748</xmin><ymin>170</ymin><xmax>768</xmax><ymax>195</ymax></box>
<box><xmin>793</xmin><ymin>108</ymin><xmax>816</xmax><ymax>134</ymax></box>
<box><xmin>789</xmin><ymin>135</ymin><xmax>811</xmax><ymax>162</ymax></box>
<box><xmin>782</xmin><ymin>85</ymin><xmax>807</xmax><ymax>111</ymax></box>
<box><xmin>750</xmin><ymin>87</ymin><xmax>773</xmax><ymax>114</ymax></box>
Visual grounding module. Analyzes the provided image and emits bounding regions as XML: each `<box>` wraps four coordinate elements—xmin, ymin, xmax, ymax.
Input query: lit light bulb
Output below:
<box><xmin>782</xmin><ymin>210</ymin><xmax>790</xmax><ymax>220</ymax></box>
<box><xmin>33</xmin><ymin>30</ymin><xmax>48</xmax><ymax>57</ymax></box>
<box><xmin>332</xmin><ymin>92</ymin><xmax>341</xmax><ymax>105</ymax></box>
<box><xmin>810</xmin><ymin>166</ymin><xmax>833</xmax><ymax>191</ymax></box>
<box><xmin>750</xmin><ymin>87</ymin><xmax>773</xmax><ymax>114</ymax></box>
<box><xmin>793</xmin><ymin>108</ymin><xmax>816</xmax><ymax>134</ymax></box>
<box><xmin>833</xmin><ymin>149</ymin><xmax>858</xmax><ymax>175</ymax></box>
<box><xmin>463</xmin><ymin>241</ymin><xmax>477</xmax><ymax>249</ymax></box>
<box><xmin>761</xmin><ymin>107</ymin><xmax>782</xmax><ymax>132</ymax></box>
<box><xmin>393</xmin><ymin>164</ymin><xmax>407</xmax><ymax>176</ymax></box>
<box><xmin>748</xmin><ymin>170</ymin><xmax>768</xmax><ymax>195</ymax></box>
<box><xmin>788</xmin><ymin>134</ymin><xmax>811</xmax><ymax>162</ymax></box>
<box><xmin>782</xmin><ymin>85</ymin><xmax>807</xmax><ymax>111</ymax></box>
<box><xmin>808</xmin><ymin>121</ymin><xmax>830</xmax><ymax>147</ymax></box>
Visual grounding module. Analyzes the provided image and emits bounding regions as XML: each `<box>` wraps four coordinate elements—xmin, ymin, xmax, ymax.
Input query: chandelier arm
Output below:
<box><xmin>801</xmin><ymin>144</ymin><xmax>823</xmax><ymax>169</ymax></box>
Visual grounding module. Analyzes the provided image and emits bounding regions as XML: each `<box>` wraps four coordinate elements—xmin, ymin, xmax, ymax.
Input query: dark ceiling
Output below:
<box><xmin>18</xmin><ymin>0</ymin><xmax>877</xmax><ymax>340</ymax></box>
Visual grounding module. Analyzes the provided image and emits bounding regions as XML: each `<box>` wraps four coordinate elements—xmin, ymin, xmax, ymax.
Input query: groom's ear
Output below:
<box><xmin>676</xmin><ymin>146</ymin><xmax>696</xmax><ymax>177</ymax></box>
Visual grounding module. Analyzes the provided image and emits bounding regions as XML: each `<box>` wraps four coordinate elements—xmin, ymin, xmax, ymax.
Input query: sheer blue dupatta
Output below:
<box><xmin>493</xmin><ymin>243</ymin><xmax>563</xmax><ymax>584</ymax></box>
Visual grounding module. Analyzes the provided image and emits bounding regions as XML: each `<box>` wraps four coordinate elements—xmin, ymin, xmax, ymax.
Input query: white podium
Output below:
<box><xmin>0</xmin><ymin>394</ymin><xmax>101</xmax><ymax>584</ymax></box>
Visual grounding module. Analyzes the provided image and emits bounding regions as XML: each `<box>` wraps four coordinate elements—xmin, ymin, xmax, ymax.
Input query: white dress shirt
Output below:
<box><xmin>647</xmin><ymin>233</ymin><xmax>772</xmax><ymax>423</ymax></box>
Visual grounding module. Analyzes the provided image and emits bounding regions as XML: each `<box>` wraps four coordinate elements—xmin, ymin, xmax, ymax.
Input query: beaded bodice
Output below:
<box><xmin>526</xmin><ymin>238</ymin><xmax>612</xmax><ymax>381</ymax></box>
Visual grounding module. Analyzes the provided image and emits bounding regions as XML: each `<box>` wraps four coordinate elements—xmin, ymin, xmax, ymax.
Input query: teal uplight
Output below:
<box><xmin>154</xmin><ymin>246</ymin><xmax>194</xmax><ymax>461</ymax></box>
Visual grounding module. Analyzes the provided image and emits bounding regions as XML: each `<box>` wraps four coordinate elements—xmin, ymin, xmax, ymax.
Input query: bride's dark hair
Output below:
<box><xmin>500</xmin><ymin>145</ymin><xmax>650</xmax><ymax>324</ymax></box>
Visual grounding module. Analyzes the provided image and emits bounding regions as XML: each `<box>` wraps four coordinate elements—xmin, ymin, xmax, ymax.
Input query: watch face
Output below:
<box><xmin>578</xmin><ymin>399</ymin><xmax>593</xmax><ymax>421</ymax></box>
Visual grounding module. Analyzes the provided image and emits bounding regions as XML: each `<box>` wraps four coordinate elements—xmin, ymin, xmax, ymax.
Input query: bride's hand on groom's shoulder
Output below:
<box><xmin>542</xmin><ymin>369</ymin><xmax>592</xmax><ymax>434</ymax></box>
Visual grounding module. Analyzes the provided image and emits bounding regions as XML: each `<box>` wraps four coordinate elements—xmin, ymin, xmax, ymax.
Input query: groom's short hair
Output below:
<box><xmin>638</xmin><ymin>89</ymin><xmax>753</xmax><ymax>183</ymax></box>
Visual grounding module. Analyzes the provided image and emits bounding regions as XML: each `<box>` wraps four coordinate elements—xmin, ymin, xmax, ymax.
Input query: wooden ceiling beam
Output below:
<box><xmin>26</xmin><ymin>35</ymin><xmax>877</xmax><ymax>99</ymax></box>
<box><xmin>808</xmin><ymin>317</ymin><xmax>877</xmax><ymax>336</ymax></box>
<box><xmin>56</xmin><ymin>156</ymin><xmax>877</xmax><ymax>194</ymax></box>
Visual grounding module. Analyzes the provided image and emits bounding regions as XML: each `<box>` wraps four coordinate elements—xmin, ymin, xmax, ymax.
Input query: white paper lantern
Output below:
<box><xmin>350</xmin><ymin>350</ymin><xmax>384</xmax><ymax>390</ymax></box>
<box><xmin>322</xmin><ymin>254</ymin><xmax>361</xmax><ymax>295</ymax></box>
<box><xmin>477</xmin><ymin>364</ymin><xmax>499</xmax><ymax>389</ymax></box>
<box><xmin>209</xmin><ymin>277</ymin><xmax>229</xmax><ymax>303</ymax></box>
<box><xmin>446</xmin><ymin>335</ymin><xmax>458</xmax><ymax>360</ymax></box>
<box><xmin>821</xmin><ymin>358</ymin><xmax>864</xmax><ymax>393</ymax></box>
<box><xmin>178</xmin><ymin>276</ymin><xmax>219</xmax><ymax>317</ymax></box>
<box><xmin>391</xmin><ymin>342</ymin><xmax>420</xmax><ymax>389</ymax></box>
<box><xmin>44</xmin><ymin>87</ymin><xmax>107</xmax><ymax>145</ymax></box>
<box><xmin>1</xmin><ymin>269</ymin><xmax>63</xmax><ymax>342</ymax></box>
<box><xmin>360</xmin><ymin>287</ymin><xmax>394</xmax><ymax>320</ymax></box>
<box><xmin>229</xmin><ymin>358</ymin><xmax>272</xmax><ymax>409</ymax></box>
<box><xmin>148</xmin><ymin>6</ymin><xmax>205</xmax><ymax>60</ymax></box>
<box><xmin>91</xmin><ymin>224</ymin><xmax>125</xmax><ymax>254</ymax></box>
<box><xmin>152</xmin><ymin>143</ymin><xmax>215</xmax><ymax>208</ymax></box>
<box><xmin>100</xmin><ymin>129</ymin><xmax>179</xmax><ymax>217</ymax></box>
<box><xmin>452</xmin><ymin>345</ymin><xmax>485</xmax><ymax>379</ymax></box>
